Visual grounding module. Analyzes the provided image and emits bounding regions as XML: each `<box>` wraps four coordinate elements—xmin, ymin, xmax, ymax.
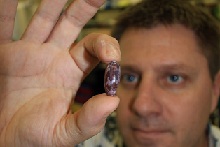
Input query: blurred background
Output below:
<box><xmin>13</xmin><ymin>0</ymin><xmax>220</xmax><ymax>127</ymax></box>
<box><xmin>13</xmin><ymin>0</ymin><xmax>220</xmax><ymax>40</ymax></box>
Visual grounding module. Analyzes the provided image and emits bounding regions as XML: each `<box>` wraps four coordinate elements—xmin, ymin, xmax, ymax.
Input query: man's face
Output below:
<box><xmin>116</xmin><ymin>25</ymin><xmax>219</xmax><ymax>147</ymax></box>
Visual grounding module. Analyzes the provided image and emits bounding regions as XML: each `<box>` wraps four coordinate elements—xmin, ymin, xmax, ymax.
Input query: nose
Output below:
<box><xmin>130</xmin><ymin>75</ymin><xmax>162</xmax><ymax>118</ymax></box>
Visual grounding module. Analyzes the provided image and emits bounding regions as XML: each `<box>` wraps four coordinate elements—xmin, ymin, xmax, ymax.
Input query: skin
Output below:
<box><xmin>0</xmin><ymin>0</ymin><xmax>121</xmax><ymax>146</ymax></box>
<box><xmin>116</xmin><ymin>25</ymin><xmax>220</xmax><ymax>147</ymax></box>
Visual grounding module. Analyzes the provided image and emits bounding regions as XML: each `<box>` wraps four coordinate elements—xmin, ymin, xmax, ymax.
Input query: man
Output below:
<box><xmin>0</xmin><ymin>0</ymin><xmax>121</xmax><ymax>146</ymax></box>
<box><xmin>78</xmin><ymin>0</ymin><xmax>220</xmax><ymax>146</ymax></box>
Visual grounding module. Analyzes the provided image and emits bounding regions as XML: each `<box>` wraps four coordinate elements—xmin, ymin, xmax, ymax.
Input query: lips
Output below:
<box><xmin>131</xmin><ymin>126</ymin><xmax>171</xmax><ymax>144</ymax></box>
<box><xmin>133</xmin><ymin>127</ymin><xmax>169</xmax><ymax>136</ymax></box>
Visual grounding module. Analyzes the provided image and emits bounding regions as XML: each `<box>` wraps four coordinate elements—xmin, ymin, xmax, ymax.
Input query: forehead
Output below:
<box><xmin>119</xmin><ymin>24</ymin><xmax>207</xmax><ymax>70</ymax></box>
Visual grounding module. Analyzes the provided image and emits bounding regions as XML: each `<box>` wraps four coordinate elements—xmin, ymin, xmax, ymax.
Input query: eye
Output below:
<box><xmin>167</xmin><ymin>75</ymin><xmax>183</xmax><ymax>84</ymax></box>
<box><xmin>121</xmin><ymin>73</ymin><xmax>139</xmax><ymax>88</ymax></box>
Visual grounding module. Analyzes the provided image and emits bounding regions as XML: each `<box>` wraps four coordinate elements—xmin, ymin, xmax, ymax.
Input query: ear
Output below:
<box><xmin>211</xmin><ymin>71</ymin><xmax>220</xmax><ymax>113</ymax></box>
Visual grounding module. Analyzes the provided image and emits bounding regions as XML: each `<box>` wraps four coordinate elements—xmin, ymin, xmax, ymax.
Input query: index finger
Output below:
<box><xmin>69</xmin><ymin>33</ymin><xmax>121</xmax><ymax>76</ymax></box>
<box><xmin>0</xmin><ymin>0</ymin><xmax>18</xmax><ymax>43</ymax></box>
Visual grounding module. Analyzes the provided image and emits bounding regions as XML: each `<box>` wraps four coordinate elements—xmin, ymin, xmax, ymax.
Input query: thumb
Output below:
<box><xmin>55</xmin><ymin>94</ymin><xmax>120</xmax><ymax>146</ymax></box>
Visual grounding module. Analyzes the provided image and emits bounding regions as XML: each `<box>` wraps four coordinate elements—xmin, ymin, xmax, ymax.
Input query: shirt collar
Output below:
<box><xmin>208</xmin><ymin>124</ymin><xmax>219</xmax><ymax>147</ymax></box>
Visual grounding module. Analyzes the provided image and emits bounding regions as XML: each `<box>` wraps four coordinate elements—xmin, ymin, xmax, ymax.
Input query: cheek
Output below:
<box><xmin>116</xmin><ymin>85</ymin><xmax>133</xmax><ymax>111</ymax></box>
<box><xmin>116</xmin><ymin>90</ymin><xmax>136</xmax><ymax>146</ymax></box>
<box><xmin>171</xmin><ymin>100</ymin><xmax>209</xmax><ymax>129</ymax></box>
<box><xmin>116</xmin><ymin>93</ymin><xmax>130</xmax><ymax>122</ymax></box>
<box><xmin>167</xmin><ymin>89</ymin><xmax>212</xmax><ymax>140</ymax></box>
<box><xmin>169</xmin><ymin>91</ymin><xmax>211</xmax><ymax>122</ymax></box>
<box><xmin>116</xmin><ymin>87</ymin><xmax>133</xmax><ymax>127</ymax></box>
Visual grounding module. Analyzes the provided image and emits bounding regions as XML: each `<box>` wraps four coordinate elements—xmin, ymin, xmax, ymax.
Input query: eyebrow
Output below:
<box><xmin>121</xmin><ymin>63</ymin><xmax>196</xmax><ymax>74</ymax></box>
<box><xmin>155</xmin><ymin>63</ymin><xmax>195</xmax><ymax>72</ymax></box>
<box><xmin>121</xmin><ymin>66</ymin><xmax>142</xmax><ymax>74</ymax></box>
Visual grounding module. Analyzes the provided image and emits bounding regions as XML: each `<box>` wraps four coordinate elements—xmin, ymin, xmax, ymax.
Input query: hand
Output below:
<box><xmin>0</xmin><ymin>0</ymin><xmax>120</xmax><ymax>146</ymax></box>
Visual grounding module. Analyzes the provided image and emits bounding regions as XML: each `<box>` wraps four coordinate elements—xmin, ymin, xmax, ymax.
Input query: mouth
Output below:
<box><xmin>131</xmin><ymin>127</ymin><xmax>171</xmax><ymax>143</ymax></box>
